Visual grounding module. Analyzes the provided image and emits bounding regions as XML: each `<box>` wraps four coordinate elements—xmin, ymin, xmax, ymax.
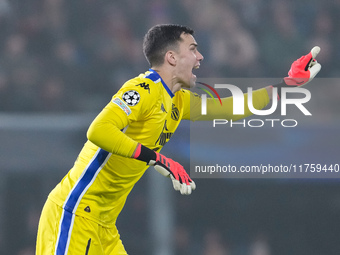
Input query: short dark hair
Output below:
<box><xmin>143</xmin><ymin>24</ymin><xmax>194</xmax><ymax>67</ymax></box>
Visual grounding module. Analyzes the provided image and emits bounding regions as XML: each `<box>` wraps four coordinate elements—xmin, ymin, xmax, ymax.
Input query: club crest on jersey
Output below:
<box><xmin>122</xmin><ymin>90</ymin><xmax>140</xmax><ymax>106</ymax></box>
<box><xmin>171</xmin><ymin>103</ymin><xmax>179</xmax><ymax>121</ymax></box>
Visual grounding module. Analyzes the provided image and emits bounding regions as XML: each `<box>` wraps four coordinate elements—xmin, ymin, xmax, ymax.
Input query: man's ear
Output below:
<box><xmin>164</xmin><ymin>51</ymin><xmax>177</xmax><ymax>66</ymax></box>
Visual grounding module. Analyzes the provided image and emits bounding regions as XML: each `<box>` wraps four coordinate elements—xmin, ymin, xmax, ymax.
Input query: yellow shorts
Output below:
<box><xmin>36</xmin><ymin>199</ymin><xmax>127</xmax><ymax>255</ymax></box>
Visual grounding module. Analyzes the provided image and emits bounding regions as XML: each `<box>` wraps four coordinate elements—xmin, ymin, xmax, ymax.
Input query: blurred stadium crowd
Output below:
<box><xmin>0</xmin><ymin>0</ymin><xmax>339</xmax><ymax>112</ymax></box>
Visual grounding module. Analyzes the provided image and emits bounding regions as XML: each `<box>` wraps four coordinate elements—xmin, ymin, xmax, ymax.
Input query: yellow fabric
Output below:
<box><xmin>47</xmin><ymin>71</ymin><xmax>191</xmax><ymax>228</ymax></box>
<box><xmin>183</xmin><ymin>88</ymin><xmax>270</xmax><ymax>121</ymax></box>
<box><xmin>42</xmin><ymin>69</ymin><xmax>270</xmax><ymax>254</ymax></box>
<box><xmin>36</xmin><ymin>199</ymin><xmax>127</xmax><ymax>255</ymax></box>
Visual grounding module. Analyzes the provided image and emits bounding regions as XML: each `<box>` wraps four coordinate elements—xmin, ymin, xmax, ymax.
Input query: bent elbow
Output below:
<box><xmin>86</xmin><ymin>122</ymin><xmax>98</xmax><ymax>143</ymax></box>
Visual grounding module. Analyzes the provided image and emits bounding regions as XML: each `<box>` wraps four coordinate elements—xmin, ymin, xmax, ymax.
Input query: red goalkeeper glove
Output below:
<box><xmin>273</xmin><ymin>46</ymin><xmax>321</xmax><ymax>98</ymax></box>
<box><xmin>134</xmin><ymin>144</ymin><xmax>196</xmax><ymax>195</ymax></box>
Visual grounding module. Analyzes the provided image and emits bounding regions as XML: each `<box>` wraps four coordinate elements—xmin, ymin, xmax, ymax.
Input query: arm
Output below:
<box><xmin>187</xmin><ymin>87</ymin><xmax>270</xmax><ymax>121</ymax></box>
<box><xmin>87</xmin><ymin>87</ymin><xmax>195</xmax><ymax>195</ymax></box>
<box><xmin>184</xmin><ymin>47</ymin><xmax>321</xmax><ymax>122</ymax></box>
<box><xmin>87</xmin><ymin>107</ymin><xmax>138</xmax><ymax>158</ymax></box>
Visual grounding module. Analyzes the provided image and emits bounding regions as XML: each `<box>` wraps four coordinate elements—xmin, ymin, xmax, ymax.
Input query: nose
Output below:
<box><xmin>197</xmin><ymin>50</ymin><xmax>204</xmax><ymax>62</ymax></box>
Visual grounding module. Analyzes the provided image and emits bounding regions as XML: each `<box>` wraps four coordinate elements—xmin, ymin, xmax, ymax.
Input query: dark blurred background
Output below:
<box><xmin>1</xmin><ymin>0</ymin><xmax>340</xmax><ymax>254</ymax></box>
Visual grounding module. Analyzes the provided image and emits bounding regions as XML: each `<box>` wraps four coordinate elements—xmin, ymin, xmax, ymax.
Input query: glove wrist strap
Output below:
<box><xmin>272</xmin><ymin>79</ymin><xmax>288</xmax><ymax>99</ymax></box>
<box><xmin>133</xmin><ymin>144</ymin><xmax>157</xmax><ymax>164</ymax></box>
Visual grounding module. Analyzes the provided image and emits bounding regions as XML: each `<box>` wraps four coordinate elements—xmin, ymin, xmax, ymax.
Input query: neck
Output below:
<box><xmin>151</xmin><ymin>67</ymin><xmax>182</xmax><ymax>94</ymax></box>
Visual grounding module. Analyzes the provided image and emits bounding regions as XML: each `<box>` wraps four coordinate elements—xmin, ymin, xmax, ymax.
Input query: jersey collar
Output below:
<box><xmin>146</xmin><ymin>68</ymin><xmax>175</xmax><ymax>98</ymax></box>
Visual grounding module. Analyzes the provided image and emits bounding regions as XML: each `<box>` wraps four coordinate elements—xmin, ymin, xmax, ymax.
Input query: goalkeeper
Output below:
<box><xmin>36</xmin><ymin>24</ymin><xmax>321</xmax><ymax>255</ymax></box>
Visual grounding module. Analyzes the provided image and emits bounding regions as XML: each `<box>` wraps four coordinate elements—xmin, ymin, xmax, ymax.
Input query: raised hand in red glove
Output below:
<box><xmin>284</xmin><ymin>46</ymin><xmax>321</xmax><ymax>86</ymax></box>
<box><xmin>273</xmin><ymin>46</ymin><xmax>321</xmax><ymax>98</ymax></box>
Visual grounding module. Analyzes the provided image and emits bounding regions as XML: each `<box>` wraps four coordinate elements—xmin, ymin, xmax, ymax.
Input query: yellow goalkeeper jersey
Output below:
<box><xmin>48</xmin><ymin>69</ymin><xmax>269</xmax><ymax>227</ymax></box>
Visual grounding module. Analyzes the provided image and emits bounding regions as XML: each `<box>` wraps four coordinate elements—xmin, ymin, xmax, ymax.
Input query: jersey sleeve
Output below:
<box><xmin>182</xmin><ymin>88</ymin><xmax>270</xmax><ymax>121</ymax></box>
<box><xmin>181</xmin><ymin>89</ymin><xmax>202</xmax><ymax>120</ymax></box>
<box><xmin>87</xmin><ymin>78</ymin><xmax>156</xmax><ymax>157</ymax></box>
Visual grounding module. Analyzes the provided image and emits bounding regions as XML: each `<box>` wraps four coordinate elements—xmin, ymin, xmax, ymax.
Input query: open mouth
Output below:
<box><xmin>192</xmin><ymin>65</ymin><xmax>200</xmax><ymax>78</ymax></box>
